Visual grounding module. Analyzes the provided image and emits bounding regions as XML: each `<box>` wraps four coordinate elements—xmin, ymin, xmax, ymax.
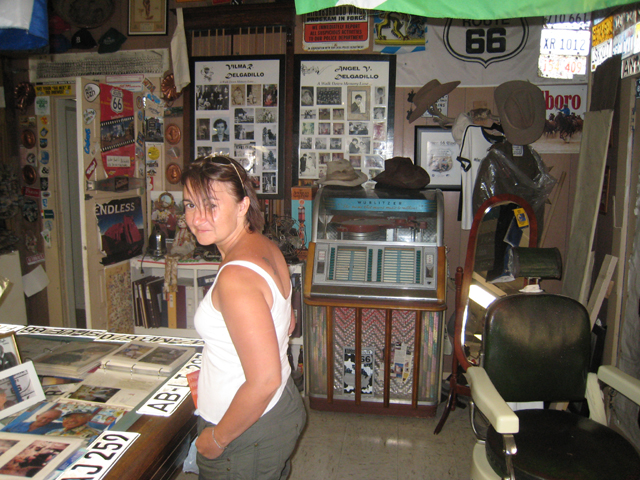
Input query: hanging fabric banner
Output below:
<box><xmin>396</xmin><ymin>17</ymin><xmax>586</xmax><ymax>86</ymax></box>
<box><xmin>100</xmin><ymin>84</ymin><xmax>136</xmax><ymax>177</ymax></box>
<box><xmin>294</xmin><ymin>0</ymin><xmax>635</xmax><ymax>22</ymax></box>
<box><xmin>0</xmin><ymin>0</ymin><xmax>48</xmax><ymax>51</ymax></box>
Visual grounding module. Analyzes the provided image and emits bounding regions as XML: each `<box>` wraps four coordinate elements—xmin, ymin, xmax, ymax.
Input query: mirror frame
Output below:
<box><xmin>453</xmin><ymin>194</ymin><xmax>538</xmax><ymax>371</ymax></box>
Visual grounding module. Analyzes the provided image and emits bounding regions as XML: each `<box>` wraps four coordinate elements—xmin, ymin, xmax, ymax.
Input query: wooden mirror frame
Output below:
<box><xmin>434</xmin><ymin>194</ymin><xmax>537</xmax><ymax>434</ymax></box>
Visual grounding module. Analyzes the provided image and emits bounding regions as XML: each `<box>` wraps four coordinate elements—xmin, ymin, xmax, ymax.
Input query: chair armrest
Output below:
<box><xmin>465</xmin><ymin>366</ymin><xmax>519</xmax><ymax>434</ymax></box>
<box><xmin>598</xmin><ymin>365</ymin><xmax>640</xmax><ymax>405</ymax></box>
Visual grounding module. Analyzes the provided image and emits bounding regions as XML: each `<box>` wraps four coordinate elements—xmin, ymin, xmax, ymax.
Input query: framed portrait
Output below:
<box><xmin>191</xmin><ymin>55</ymin><xmax>285</xmax><ymax>198</ymax></box>
<box><xmin>128</xmin><ymin>0</ymin><xmax>168</xmax><ymax>36</ymax></box>
<box><xmin>414</xmin><ymin>126</ymin><xmax>462</xmax><ymax>190</ymax></box>
<box><xmin>294</xmin><ymin>55</ymin><xmax>396</xmax><ymax>183</ymax></box>
<box><xmin>0</xmin><ymin>332</ymin><xmax>21</xmax><ymax>372</ymax></box>
<box><xmin>0</xmin><ymin>361</ymin><xmax>46</xmax><ymax>420</ymax></box>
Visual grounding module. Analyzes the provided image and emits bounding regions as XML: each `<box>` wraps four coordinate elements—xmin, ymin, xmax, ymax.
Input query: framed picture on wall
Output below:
<box><xmin>128</xmin><ymin>0</ymin><xmax>168</xmax><ymax>35</ymax></box>
<box><xmin>191</xmin><ymin>55</ymin><xmax>285</xmax><ymax>198</ymax></box>
<box><xmin>414</xmin><ymin>126</ymin><xmax>462</xmax><ymax>190</ymax></box>
<box><xmin>293</xmin><ymin>55</ymin><xmax>396</xmax><ymax>184</ymax></box>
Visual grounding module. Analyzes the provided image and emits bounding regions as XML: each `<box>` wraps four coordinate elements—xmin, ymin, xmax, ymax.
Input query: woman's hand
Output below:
<box><xmin>195</xmin><ymin>427</ymin><xmax>225</xmax><ymax>460</ymax></box>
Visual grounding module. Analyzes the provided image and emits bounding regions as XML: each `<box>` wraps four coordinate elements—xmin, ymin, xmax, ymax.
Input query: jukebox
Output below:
<box><xmin>304</xmin><ymin>185</ymin><xmax>447</xmax><ymax>417</ymax></box>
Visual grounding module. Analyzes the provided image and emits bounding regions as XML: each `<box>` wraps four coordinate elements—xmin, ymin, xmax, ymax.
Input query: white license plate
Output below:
<box><xmin>538</xmin><ymin>55</ymin><xmax>587</xmax><ymax>79</ymax></box>
<box><xmin>540</xmin><ymin>29</ymin><xmax>591</xmax><ymax>56</ymax></box>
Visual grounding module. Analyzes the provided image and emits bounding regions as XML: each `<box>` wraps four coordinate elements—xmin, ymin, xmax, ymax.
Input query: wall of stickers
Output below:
<box><xmin>294</xmin><ymin>55</ymin><xmax>396</xmax><ymax>183</ymax></box>
<box><xmin>191</xmin><ymin>56</ymin><xmax>286</xmax><ymax>198</ymax></box>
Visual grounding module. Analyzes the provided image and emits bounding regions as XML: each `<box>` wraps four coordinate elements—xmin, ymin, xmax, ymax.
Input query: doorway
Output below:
<box><xmin>54</xmin><ymin>98</ymin><xmax>85</xmax><ymax>328</ymax></box>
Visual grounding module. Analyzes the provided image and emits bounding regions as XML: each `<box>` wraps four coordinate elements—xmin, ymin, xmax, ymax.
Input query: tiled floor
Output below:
<box><xmin>176</xmin><ymin>399</ymin><xmax>476</xmax><ymax>480</ymax></box>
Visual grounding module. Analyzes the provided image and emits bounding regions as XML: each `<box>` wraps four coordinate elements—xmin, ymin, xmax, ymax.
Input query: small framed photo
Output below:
<box><xmin>0</xmin><ymin>361</ymin><xmax>46</xmax><ymax>420</ymax></box>
<box><xmin>0</xmin><ymin>332</ymin><xmax>21</xmax><ymax>372</ymax></box>
<box><xmin>414</xmin><ymin>126</ymin><xmax>462</xmax><ymax>190</ymax></box>
<box><xmin>128</xmin><ymin>0</ymin><xmax>168</xmax><ymax>36</ymax></box>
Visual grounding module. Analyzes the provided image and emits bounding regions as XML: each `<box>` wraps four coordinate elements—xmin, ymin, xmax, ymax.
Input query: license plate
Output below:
<box><xmin>540</xmin><ymin>29</ymin><xmax>591</xmax><ymax>56</ymax></box>
<box><xmin>538</xmin><ymin>54</ymin><xmax>587</xmax><ymax>79</ymax></box>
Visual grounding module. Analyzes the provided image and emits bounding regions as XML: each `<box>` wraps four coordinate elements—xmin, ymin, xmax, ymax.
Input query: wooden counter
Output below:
<box><xmin>106</xmin><ymin>396</ymin><xmax>197</xmax><ymax>480</ymax></box>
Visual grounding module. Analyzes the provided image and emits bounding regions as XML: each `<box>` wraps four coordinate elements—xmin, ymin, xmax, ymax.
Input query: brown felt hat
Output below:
<box><xmin>373</xmin><ymin>156</ymin><xmax>430</xmax><ymax>190</ymax></box>
<box><xmin>409</xmin><ymin>79</ymin><xmax>461</xmax><ymax>123</ymax></box>
<box><xmin>494</xmin><ymin>80</ymin><xmax>545</xmax><ymax>145</ymax></box>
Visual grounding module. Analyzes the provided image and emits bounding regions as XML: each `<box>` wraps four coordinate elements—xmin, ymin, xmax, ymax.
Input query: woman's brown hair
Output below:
<box><xmin>181</xmin><ymin>155</ymin><xmax>264</xmax><ymax>233</ymax></box>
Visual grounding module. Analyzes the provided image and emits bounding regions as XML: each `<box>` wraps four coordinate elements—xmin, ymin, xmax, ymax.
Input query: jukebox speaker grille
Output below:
<box><xmin>382</xmin><ymin>248</ymin><xmax>420</xmax><ymax>284</ymax></box>
<box><xmin>333</xmin><ymin>246</ymin><xmax>367</xmax><ymax>282</ymax></box>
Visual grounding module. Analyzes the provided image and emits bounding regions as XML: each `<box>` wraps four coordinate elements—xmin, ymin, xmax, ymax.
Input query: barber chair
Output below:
<box><xmin>465</xmin><ymin>252</ymin><xmax>640</xmax><ymax>479</ymax></box>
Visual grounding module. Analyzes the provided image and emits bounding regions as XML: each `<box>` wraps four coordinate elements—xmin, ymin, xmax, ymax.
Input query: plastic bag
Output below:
<box><xmin>183</xmin><ymin>438</ymin><xmax>199</xmax><ymax>474</ymax></box>
<box><xmin>472</xmin><ymin>142</ymin><xmax>557</xmax><ymax>237</ymax></box>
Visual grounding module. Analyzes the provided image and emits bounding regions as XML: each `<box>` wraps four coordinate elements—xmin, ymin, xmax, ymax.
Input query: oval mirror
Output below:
<box><xmin>454</xmin><ymin>194</ymin><xmax>538</xmax><ymax>370</ymax></box>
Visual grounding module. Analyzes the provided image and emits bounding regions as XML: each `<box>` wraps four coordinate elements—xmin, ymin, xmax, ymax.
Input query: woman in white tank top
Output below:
<box><xmin>182</xmin><ymin>155</ymin><xmax>306</xmax><ymax>479</ymax></box>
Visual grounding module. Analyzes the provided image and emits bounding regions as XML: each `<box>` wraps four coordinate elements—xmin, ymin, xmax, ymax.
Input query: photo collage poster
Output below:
<box><xmin>192</xmin><ymin>57</ymin><xmax>284</xmax><ymax>197</ymax></box>
<box><xmin>296</xmin><ymin>56</ymin><xmax>396</xmax><ymax>183</ymax></box>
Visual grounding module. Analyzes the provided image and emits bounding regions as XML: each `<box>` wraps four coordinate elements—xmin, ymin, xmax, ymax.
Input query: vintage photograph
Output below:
<box><xmin>0</xmin><ymin>434</ymin><xmax>83</xmax><ymax>480</ymax></box>
<box><xmin>0</xmin><ymin>333</ymin><xmax>20</xmax><ymax>372</ymax></box>
<box><xmin>128</xmin><ymin>0</ymin><xmax>168</xmax><ymax>35</ymax></box>
<box><xmin>347</xmin><ymin>86</ymin><xmax>371</xmax><ymax>121</ymax></box>
<box><xmin>0</xmin><ymin>362</ymin><xmax>45</xmax><ymax>420</ymax></box>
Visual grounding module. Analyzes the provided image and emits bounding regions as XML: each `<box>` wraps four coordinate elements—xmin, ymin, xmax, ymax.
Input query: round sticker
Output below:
<box><xmin>147</xmin><ymin>145</ymin><xmax>160</xmax><ymax>160</ymax></box>
<box><xmin>26</xmin><ymin>153</ymin><xmax>36</xmax><ymax>165</ymax></box>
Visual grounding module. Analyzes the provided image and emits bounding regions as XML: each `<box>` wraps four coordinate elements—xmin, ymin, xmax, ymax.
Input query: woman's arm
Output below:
<box><xmin>195</xmin><ymin>266</ymin><xmax>282</xmax><ymax>459</ymax></box>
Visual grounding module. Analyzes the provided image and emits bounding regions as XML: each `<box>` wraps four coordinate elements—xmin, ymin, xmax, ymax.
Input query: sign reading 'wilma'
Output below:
<box><xmin>442</xmin><ymin>18</ymin><xmax>530</xmax><ymax>68</ymax></box>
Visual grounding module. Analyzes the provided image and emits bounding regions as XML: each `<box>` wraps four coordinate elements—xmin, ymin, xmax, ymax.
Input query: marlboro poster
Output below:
<box><xmin>100</xmin><ymin>84</ymin><xmax>135</xmax><ymax>177</ymax></box>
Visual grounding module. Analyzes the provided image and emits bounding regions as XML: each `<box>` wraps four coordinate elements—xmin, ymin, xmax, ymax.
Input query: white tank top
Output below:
<box><xmin>194</xmin><ymin>260</ymin><xmax>292</xmax><ymax>424</ymax></box>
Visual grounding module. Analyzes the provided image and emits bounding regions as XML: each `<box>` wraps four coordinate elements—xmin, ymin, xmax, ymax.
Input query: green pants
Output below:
<box><xmin>196</xmin><ymin>376</ymin><xmax>307</xmax><ymax>480</ymax></box>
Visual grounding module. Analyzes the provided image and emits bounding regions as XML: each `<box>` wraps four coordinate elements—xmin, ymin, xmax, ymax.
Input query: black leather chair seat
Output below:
<box><xmin>485</xmin><ymin>409</ymin><xmax>640</xmax><ymax>480</ymax></box>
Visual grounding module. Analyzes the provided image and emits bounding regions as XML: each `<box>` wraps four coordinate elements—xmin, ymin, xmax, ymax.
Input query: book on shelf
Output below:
<box><xmin>100</xmin><ymin>341</ymin><xmax>196</xmax><ymax>377</ymax></box>
<box><xmin>132</xmin><ymin>275</ymin><xmax>164</xmax><ymax>328</ymax></box>
<box><xmin>15</xmin><ymin>337</ymin><xmax>121</xmax><ymax>379</ymax></box>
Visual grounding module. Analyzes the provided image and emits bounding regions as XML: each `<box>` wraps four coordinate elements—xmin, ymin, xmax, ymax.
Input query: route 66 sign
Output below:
<box><xmin>443</xmin><ymin>18</ymin><xmax>529</xmax><ymax>68</ymax></box>
<box><xmin>111</xmin><ymin>89</ymin><xmax>124</xmax><ymax>114</ymax></box>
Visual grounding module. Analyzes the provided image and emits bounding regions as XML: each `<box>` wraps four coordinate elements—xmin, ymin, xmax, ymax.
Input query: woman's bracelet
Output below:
<box><xmin>211</xmin><ymin>427</ymin><xmax>225</xmax><ymax>451</ymax></box>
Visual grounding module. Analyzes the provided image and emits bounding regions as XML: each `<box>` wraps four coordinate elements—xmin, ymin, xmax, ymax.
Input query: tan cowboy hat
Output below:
<box><xmin>494</xmin><ymin>80</ymin><xmax>545</xmax><ymax>145</ymax></box>
<box><xmin>409</xmin><ymin>79</ymin><xmax>461</xmax><ymax>123</ymax></box>
<box><xmin>319</xmin><ymin>159</ymin><xmax>368</xmax><ymax>187</ymax></box>
<box><xmin>373</xmin><ymin>156</ymin><xmax>430</xmax><ymax>190</ymax></box>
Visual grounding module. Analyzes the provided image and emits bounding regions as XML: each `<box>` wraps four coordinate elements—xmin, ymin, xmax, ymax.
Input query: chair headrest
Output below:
<box><xmin>508</xmin><ymin>247</ymin><xmax>562</xmax><ymax>280</ymax></box>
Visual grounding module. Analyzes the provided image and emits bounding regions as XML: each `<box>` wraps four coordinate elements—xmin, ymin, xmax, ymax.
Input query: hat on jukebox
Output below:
<box><xmin>373</xmin><ymin>156</ymin><xmax>430</xmax><ymax>190</ymax></box>
<box><xmin>319</xmin><ymin>159</ymin><xmax>368</xmax><ymax>187</ymax></box>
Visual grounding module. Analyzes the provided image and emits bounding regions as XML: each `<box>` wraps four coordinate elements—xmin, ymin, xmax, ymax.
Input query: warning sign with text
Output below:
<box><xmin>303</xmin><ymin>8</ymin><xmax>370</xmax><ymax>51</ymax></box>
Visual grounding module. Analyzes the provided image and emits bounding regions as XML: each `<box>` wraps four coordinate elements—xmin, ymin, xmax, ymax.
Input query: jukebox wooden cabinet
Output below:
<box><xmin>304</xmin><ymin>186</ymin><xmax>447</xmax><ymax>417</ymax></box>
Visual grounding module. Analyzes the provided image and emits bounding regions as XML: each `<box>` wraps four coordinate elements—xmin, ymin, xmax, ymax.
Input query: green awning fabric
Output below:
<box><xmin>295</xmin><ymin>0</ymin><xmax>637</xmax><ymax>20</ymax></box>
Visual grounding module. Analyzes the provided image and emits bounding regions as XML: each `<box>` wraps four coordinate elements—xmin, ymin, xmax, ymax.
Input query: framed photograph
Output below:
<box><xmin>414</xmin><ymin>126</ymin><xmax>462</xmax><ymax>190</ymax></box>
<box><xmin>128</xmin><ymin>0</ymin><xmax>168</xmax><ymax>36</ymax></box>
<box><xmin>0</xmin><ymin>333</ymin><xmax>21</xmax><ymax>372</ymax></box>
<box><xmin>0</xmin><ymin>361</ymin><xmax>46</xmax><ymax>420</ymax></box>
<box><xmin>191</xmin><ymin>55</ymin><xmax>286</xmax><ymax>198</ymax></box>
<box><xmin>294</xmin><ymin>55</ymin><xmax>396</xmax><ymax>183</ymax></box>
<box><xmin>0</xmin><ymin>432</ymin><xmax>83</xmax><ymax>480</ymax></box>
